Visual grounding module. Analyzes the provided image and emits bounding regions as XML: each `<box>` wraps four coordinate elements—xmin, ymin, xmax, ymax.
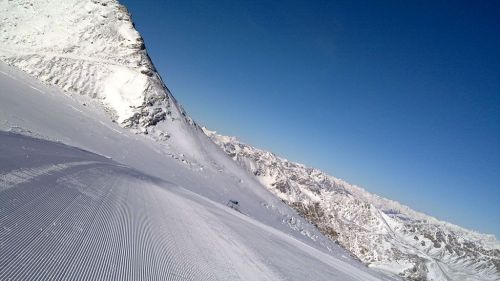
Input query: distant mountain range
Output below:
<box><xmin>204</xmin><ymin>129</ymin><xmax>500</xmax><ymax>280</ymax></box>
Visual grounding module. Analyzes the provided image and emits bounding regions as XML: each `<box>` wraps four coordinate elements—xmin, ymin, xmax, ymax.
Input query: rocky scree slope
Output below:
<box><xmin>204</xmin><ymin>129</ymin><xmax>500</xmax><ymax>281</ymax></box>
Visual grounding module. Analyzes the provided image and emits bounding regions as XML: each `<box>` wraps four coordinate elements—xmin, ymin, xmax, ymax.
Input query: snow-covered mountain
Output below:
<box><xmin>204</xmin><ymin>129</ymin><xmax>500</xmax><ymax>281</ymax></box>
<box><xmin>0</xmin><ymin>0</ymin><xmax>394</xmax><ymax>280</ymax></box>
<box><xmin>0</xmin><ymin>0</ymin><xmax>205</xmax><ymax>162</ymax></box>
<box><xmin>0</xmin><ymin>0</ymin><xmax>497</xmax><ymax>280</ymax></box>
<box><xmin>0</xmin><ymin>0</ymin><xmax>168</xmax><ymax>127</ymax></box>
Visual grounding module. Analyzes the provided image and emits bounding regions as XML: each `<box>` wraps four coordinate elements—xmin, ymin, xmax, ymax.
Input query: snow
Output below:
<box><xmin>205</xmin><ymin>129</ymin><xmax>500</xmax><ymax>281</ymax></box>
<box><xmin>102</xmin><ymin>66</ymin><xmax>148</xmax><ymax>122</ymax></box>
<box><xmin>117</xmin><ymin>22</ymin><xmax>141</xmax><ymax>42</ymax></box>
<box><xmin>0</xmin><ymin>132</ymin><xmax>282</xmax><ymax>280</ymax></box>
<box><xmin>372</xmin><ymin>261</ymin><xmax>414</xmax><ymax>277</ymax></box>
<box><xmin>0</xmin><ymin>0</ymin><xmax>170</xmax><ymax>127</ymax></box>
<box><xmin>0</xmin><ymin>57</ymin><xmax>392</xmax><ymax>280</ymax></box>
<box><xmin>0</xmin><ymin>0</ymin><xmax>497</xmax><ymax>280</ymax></box>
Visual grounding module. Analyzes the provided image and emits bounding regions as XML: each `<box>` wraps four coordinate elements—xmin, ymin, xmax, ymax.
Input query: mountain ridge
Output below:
<box><xmin>203</xmin><ymin>128</ymin><xmax>500</xmax><ymax>280</ymax></box>
<box><xmin>1</xmin><ymin>0</ymin><xmax>498</xmax><ymax>280</ymax></box>
<box><xmin>0</xmin><ymin>0</ymin><xmax>370</xmax><ymax>267</ymax></box>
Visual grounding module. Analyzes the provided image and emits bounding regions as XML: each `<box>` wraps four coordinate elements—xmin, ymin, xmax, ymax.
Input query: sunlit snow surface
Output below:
<box><xmin>0</xmin><ymin>62</ymin><xmax>393</xmax><ymax>280</ymax></box>
<box><xmin>0</xmin><ymin>132</ymin><xmax>323</xmax><ymax>280</ymax></box>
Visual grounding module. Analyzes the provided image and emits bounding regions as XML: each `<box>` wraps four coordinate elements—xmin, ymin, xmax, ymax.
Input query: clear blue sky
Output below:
<box><xmin>121</xmin><ymin>0</ymin><xmax>500</xmax><ymax>236</ymax></box>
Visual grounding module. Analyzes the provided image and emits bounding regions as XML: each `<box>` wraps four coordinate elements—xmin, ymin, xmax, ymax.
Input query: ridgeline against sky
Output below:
<box><xmin>121</xmin><ymin>0</ymin><xmax>500</xmax><ymax>236</ymax></box>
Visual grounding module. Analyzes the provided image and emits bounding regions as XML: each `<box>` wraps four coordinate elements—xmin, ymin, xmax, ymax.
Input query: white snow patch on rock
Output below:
<box><xmin>102</xmin><ymin>66</ymin><xmax>147</xmax><ymax>122</ymax></box>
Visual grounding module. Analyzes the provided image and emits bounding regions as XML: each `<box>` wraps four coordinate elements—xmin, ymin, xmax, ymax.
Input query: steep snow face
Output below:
<box><xmin>204</xmin><ymin>129</ymin><xmax>500</xmax><ymax>281</ymax></box>
<box><xmin>0</xmin><ymin>0</ymin><xmax>170</xmax><ymax>127</ymax></box>
<box><xmin>1</xmin><ymin>131</ymin><xmax>392</xmax><ymax>281</ymax></box>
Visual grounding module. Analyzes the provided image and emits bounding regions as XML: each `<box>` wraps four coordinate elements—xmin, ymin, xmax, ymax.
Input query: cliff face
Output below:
<box><xmin>0</xmin><ymin>0</ymin><xmax>211</xmax><ymax>165</ymax></box>
<box><xmin>204</xmin><ymin>128</ymin><xmax>500</xmax><ymax>281</ymax></box>
<box><xmin>0</xmin><ymin>0</ymin><xmax>175</xmax><ymax>129</ymax></box>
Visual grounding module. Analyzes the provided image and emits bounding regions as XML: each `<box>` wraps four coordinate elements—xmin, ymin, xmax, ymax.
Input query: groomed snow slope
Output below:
<box><xmin>0</xmin><ymin>131</ymin><xmax>381</xmax><ymax>281</ymax></box>
<box><xmin>0</xmin><ymin>61</ymin><xmax>393</xmax><ymax>280</ymax></box>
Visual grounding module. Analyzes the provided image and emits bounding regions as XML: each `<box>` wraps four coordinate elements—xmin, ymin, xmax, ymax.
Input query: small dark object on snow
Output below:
<box><xmin>226</xmin><ymin>200</ymin><xmax>240</xmax><ymax>211</ymax></box>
